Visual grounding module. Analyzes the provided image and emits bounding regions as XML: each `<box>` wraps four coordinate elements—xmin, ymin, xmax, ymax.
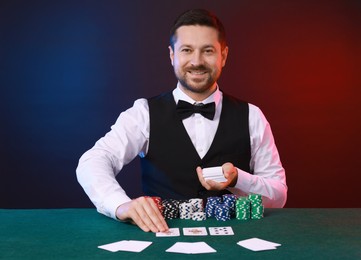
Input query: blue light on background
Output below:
<box><xmin>1</xmin><ymin>1</ymin><xmax>144</xmax><ymax>207</ymax></box>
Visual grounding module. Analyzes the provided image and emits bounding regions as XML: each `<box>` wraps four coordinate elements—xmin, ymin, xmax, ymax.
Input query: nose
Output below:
<box><xmin>190</xmin><ymin>51</ymin><xmax>204</xmax><ymax>66</ymax></box>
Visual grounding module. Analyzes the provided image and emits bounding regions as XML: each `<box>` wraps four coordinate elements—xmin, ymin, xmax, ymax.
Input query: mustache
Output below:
<box><xmin>186</xmin><ymin>65</ymin><xmax>209</xmax><ymax>71</ymax></box>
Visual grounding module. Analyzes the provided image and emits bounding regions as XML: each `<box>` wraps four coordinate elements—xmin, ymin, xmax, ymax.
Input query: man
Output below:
<box><xmin>76</xmin><ymin>9</ymin><xmax>287</xmax><ymax>233</ymax></box>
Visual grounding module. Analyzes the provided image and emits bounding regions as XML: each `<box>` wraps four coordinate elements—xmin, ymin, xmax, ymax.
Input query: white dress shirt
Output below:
<box><xmin>76</xmin><ymin>85</ymin><xmax>287</xmax><ymax>219</ymax></box>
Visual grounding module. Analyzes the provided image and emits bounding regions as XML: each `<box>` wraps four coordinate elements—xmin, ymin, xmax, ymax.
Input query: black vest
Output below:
<box><xmin>140</xmin><ymin>91</ymin><xmax>251</xmax><ymax>200</ymax></box>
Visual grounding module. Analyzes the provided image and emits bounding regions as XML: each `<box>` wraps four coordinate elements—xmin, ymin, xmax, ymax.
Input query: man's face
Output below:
<box><xmin>169</xmin><ymin>25</ymin><xmax>228</xmax><ymax>98</ymax></box>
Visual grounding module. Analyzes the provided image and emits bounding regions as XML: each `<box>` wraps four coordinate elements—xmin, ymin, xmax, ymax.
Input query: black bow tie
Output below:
<box><xmin>176</xmin><ymin>100</ymin><xmax>216</xmax><ymax>120</ymax></box>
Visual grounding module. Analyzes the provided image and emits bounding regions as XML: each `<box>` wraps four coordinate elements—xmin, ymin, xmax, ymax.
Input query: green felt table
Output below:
<box><xmin>1</xmin><ymin>208</ymin><xmax>360</xmax><ymax>259</ymax></box>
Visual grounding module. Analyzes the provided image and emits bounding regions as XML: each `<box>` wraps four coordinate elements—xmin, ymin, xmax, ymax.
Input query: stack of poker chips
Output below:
<box><xmin>222</xmin><ymin>194</ymin><xmax>237</xmax><ymax>217</ymax></box>
<box><xmin>188</xmin><ymin>198</ymin><xmax>207</xmax><ymax>221</ymax></box>
<box><xmin>160</xmin><ymin>198</ymin><xmax>207</xmax><ymax>221</ymax></box>
<box><xmin>214</xmin><ymin>203</ymin><xmax>231</xmax><ymax>221</ymax></box>
<box><xmin>161</xmin><ymin>199</ymin><xmax>181</xmax><ymax>219</ymax></box>
<box><xmin>179</xmin><ymin>202</ymin><xmax>193</xmax><ymax>219</ymax></box>
<box><xmin>248</xmin><ymin>194</ymin><xmax>264</xmax><ymax>219</ymax></box>
<box><xmin>205</xmin><ymin>197</ymin><xmax>222</xmax><ymax>218</ymax></box>
<box><xmin>154</xmin><ymin>194</ymin><xmax>264</xmax><ymax>221</ymax></box>
<box><xmin>188</xmin><ymin>198</ymin><xmax>203</xmax><ymax>212</ymax></box>
<box><xmin>191</xmin><ymin>212</ymin><xmax>207</xmax><ymax>221</ymax></box>
<box><xmin>235</xmin><ymin>196</ymin><xmax>251</xmax><ymax>220</ymax></box>
<box><xmin>205</xmin><ymin>196</ymin><xmax>235</xmax><ymax>221</ymax></box>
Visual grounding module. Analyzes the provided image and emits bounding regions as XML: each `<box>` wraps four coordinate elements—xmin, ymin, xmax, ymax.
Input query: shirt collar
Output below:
<box><xmin>172</xmin><ymin>83</ymin><xmax>222</xmax><ymax>107</ymax></box>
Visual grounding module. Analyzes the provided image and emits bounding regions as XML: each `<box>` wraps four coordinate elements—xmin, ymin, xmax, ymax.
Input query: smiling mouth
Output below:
<box><xmin>188</xmin><ymin>70</ymin><xmax>207</xmax><ymax>75</ymax></box>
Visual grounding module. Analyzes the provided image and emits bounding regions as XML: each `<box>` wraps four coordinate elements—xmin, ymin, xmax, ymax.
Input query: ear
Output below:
<box><xmin>169</xmin><ymin>46</ymin><xmax>174</xmax><ymax>66</ymax></box>
<box><xmin>221</xmin><ymin>46</ymin><xmax>229</xmax><ymax>67</ymax></box>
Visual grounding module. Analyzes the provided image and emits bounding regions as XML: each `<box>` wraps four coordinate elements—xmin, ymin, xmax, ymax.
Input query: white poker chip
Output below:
<box><xmin>192</xmin><ymin>212</ymin><xmax>206</xmax><ymax>221</ymax></box>
<box><xmin>179</xmin><ymin>202</ymin><xmax>193</xmax><ymax>219</ymax></box>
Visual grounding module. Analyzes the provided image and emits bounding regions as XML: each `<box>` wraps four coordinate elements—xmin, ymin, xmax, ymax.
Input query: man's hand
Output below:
<box><xmin>116</xmin><ymin>196</ymin><xmax>168</xmax><ymax>233</ymax></box>
<box><xmin>196</xmin><ymin>162</ymin><xmax>238</xmax><ymax>190</ymax></box>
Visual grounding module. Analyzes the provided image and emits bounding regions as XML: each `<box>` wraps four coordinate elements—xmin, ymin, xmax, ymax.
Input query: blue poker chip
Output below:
<box><xmin>214</xmin><ymin>203</ymin><xmax>230</xmax><ymax>221</ymax></box>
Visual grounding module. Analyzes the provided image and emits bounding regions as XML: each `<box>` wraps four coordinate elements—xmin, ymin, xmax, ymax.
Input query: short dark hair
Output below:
<box><xmin>169</xmin><ymin>9</ymin><xmax>227</xmax><ymax>50</ymax></box>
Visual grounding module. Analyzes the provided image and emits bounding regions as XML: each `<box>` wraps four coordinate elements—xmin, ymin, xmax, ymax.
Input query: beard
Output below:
<box><xmin>174</xmin><ymin>65</ymin><xmax>220</xmax><ymax>94</ymax></box>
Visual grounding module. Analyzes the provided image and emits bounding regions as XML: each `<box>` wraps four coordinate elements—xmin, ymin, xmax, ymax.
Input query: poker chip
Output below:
<box><xmin>248</xmin><ymin>194</ymin><xmax>262</xmax><ymax>205</ymax></box>
<box><xmin>188</xmin><ymin>198</ymin><xmax>204</xmax><ymax>213</ymax></box>
<box><xmin>205</xmin><ymin>197</ymin><xmax>222</xmax><ymax>218</ymax></box>
<box><xmin>248</xmin><ymin>194</ymin><xmax>264</xmax><ymax>220</ymax></box>
<box><xmin>191</xmin><ymin>212</ymin><xmax>206</xmax><ymax>221</ymax></box>
<box><xmin>214</xmin><ymin>203</ymin><xmax>231</xmax><ymax>221</ymax></box>
<box><xmin>149</xmin><ymin>196</ymin><xmax>164</xmax><ymax>215</ymax></box>
<box><xmin>222</xmin><ymin>194</ymin><xmax>237</xmax><ymax>217</ymax></box>
<box><xmin>179</xmin><ymin>202</ymin><xmax>193</xmax><ymax>219</ymax></box>
<box><xmin>251</xmin><ymin>205</ymin><xmax>264</xmax><ymax>219</ymax></box>
<box><xmin>235</xmin><ymin>197</ymin><xmax>251</xmax><ymax>220</ymax></box>
<box><xmin>161</xmin><ymin>199</ymin><xmax>180</xmax><ymax>219</ymax></box>
<box><xmin>157</xmin><ymin>193</ymin><xmax>264</xmax><ymax>222</ymax></box>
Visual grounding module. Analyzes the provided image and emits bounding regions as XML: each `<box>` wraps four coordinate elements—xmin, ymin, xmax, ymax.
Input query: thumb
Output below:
<box><xmin>222</xmin><ymin>162</ymin><xmax>234</xmax><ymax>176</ymax></box>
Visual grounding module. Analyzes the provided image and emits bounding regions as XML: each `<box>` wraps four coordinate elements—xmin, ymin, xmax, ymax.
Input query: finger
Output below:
<box><xmin>196</xmin><ymin>166</ymin><xmax>211</xmax><ymax>190</ymax></box>
<box><xmin>222</xmin><ymin>163</ymin><xmax>235</xmax><ymax>179</ymax></box>
<box><xmin>147</xmin><ymin>199</ymin><xmax>169</xmax><ymax>232</ymax></box>
<box><xmin>126</xmin><ymin>198</ymin><xmax>154</xmax><ymax>232</ymax></box>
<box><xmin>207</xmin><ymin>179</ymin><xmax>228</xmax><ymax>190</ymax></box>
<box><xmin>222</xmin><ymin>163</ymin><xmax>238</xmax><ymax>187</ymax></box>
<box><xmin>116</xmin><ymin>198</ymin><xmax>167</xmax><ymax>232</ymax></box>
<box><xmin>135</xmin><ymin>197</ymin><xmax>169</xmax><ymax>233</ymax></box>
<box><xmin>116</xmin><ymin>200</ymin><xmax>151</xmax><ymax>232</ymax></box>
<box><xmin>220</xmin><ymin>172</ymin><xmax>233</xmax><ymax>186</ymax></box>
<box><xmin>133</xmin><ymin>197</ymin><xmax>163</xmax><ymax>232</ymax></box>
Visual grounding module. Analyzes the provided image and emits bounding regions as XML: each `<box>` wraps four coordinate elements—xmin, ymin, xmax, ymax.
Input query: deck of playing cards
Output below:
<box><xmin>202</xmin><ymin>166</ymin><xmax>227</xmax><ymax>182</ymax></box>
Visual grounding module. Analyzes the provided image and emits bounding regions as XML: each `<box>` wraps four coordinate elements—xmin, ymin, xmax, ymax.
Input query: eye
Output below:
<box><xmin>204</xmin><ymin>48</ymin><xmax>215</xmax><ymax>54</ymax></box>
<box><xmin>181</xmin><ymin>48</ymin><xmax>192</xmax><ymax>53</ymax></box>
